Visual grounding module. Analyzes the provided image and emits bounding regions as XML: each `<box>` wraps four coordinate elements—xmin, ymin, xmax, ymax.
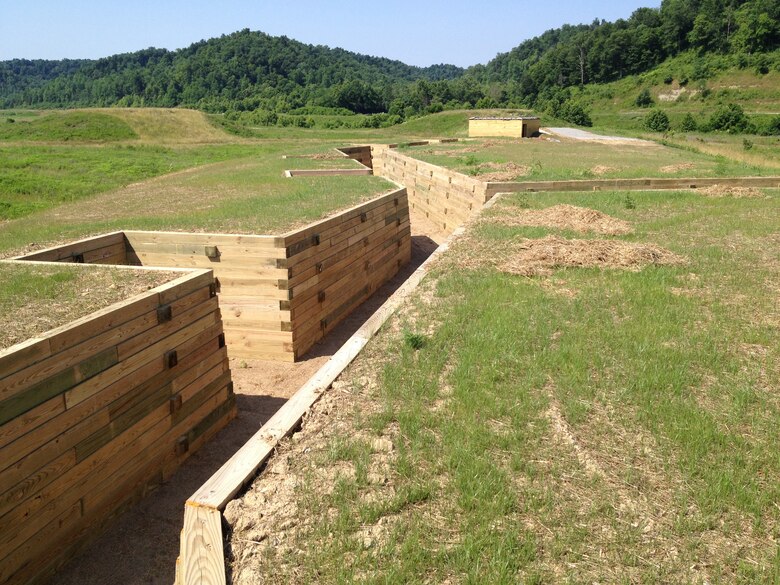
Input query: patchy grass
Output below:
<box><xmin>0</xmin><ymin>142</ymin><xmax>393</xmax><ymax>255</ymax></box>
<box><xmin>0</xmin><ymin>264</ymin><xmax>176</xmax><ymax>350</ymax></box>
<box><xmin>0</xmin><ymin>143</ymin><xmax>266</xmax><ymax>221</ymax></box>
<box><xmin>227</xmin><ymin>188</ymin><xmax>780</xmax><ymax>583</ymax></box>
<box><xmin>0</xmin><ymin>111</ymin><xmax>137</xmax><ymax>142</ymax></box>
<box><xmin>403</xmin><ymin>138</ymin><xmax>773</xmax><ymax>181</ymax></box>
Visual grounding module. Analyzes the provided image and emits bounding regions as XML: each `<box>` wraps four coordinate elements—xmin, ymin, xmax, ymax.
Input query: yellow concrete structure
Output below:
<box><xmin>469</xmin><ymin>116</ymin><xmax>541</xmax><ymax>138</ymax></box>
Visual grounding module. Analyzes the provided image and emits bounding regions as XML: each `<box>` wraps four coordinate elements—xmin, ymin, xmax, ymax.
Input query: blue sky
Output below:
<box><xmin>1</xmin><ymin>0</ymin><xmax>661</xmax><ymax>67</ymax></box>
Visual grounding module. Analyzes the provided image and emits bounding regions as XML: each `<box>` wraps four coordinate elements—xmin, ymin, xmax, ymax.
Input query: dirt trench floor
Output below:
<box><xmin>51</xmin><ymin>210</ymin><xmax>443</xmax><ymax>585</ymax></box>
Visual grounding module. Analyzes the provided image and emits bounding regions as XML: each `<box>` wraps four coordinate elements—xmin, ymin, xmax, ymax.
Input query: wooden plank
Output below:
<box><xmin>284</xmin><ymin>196</ymin><xmax>405</xmax><ymax>265</ymax></box>
<box><xmin>0</xmin><ymin>315</ymin><xmax>223</xmax><ymax>482</ymax></box>
<box><xmin>286</xmin><ymin>216</ymin><xmax>409</xmax><ymax>296</ymax></box>
<box><xmin>66</xmin><ymin>319</ymin><xmax>223</xmax><ymax>409</ymax></box>
<box><xmin>9</xmin><ymin>232</ymin><xmax>125</xmax><ymax>262</ymax></box>
<box><xmin>0</xmin><ymin>499</ymin><xmax>83</xmax><ymax>585</ymax></box>
<box><xmin>286</xmin><ymin>168</ymin><xmax>372</xmax><ymax>177</ymax></box>
<box><xmin>0</xmin><ymin>399</ymin><xmax>173</xmax><ymax>555</ymax></box>
<box><xmin>0</xmin><ymin>337</ymin><xmax>52</xmax><ymax>384</ymax></box>
<box><xmin>180</xmin><ymin>504</ymin><xmax>227</xmax><ymax>585</ymax></box>
<box><xmin>0</xmin><ymin>347</ymin><xmax>118</xmax><ymax>427</ymax></box>
<box><xmin>81</xmin><ymin>242</ymin><xmax>128</xmax><ymax>264</ymax></box>
<box><xmin>0</xmin><ymin>395</ymin><xmax>64</xmax><ymax>452</ymax></box>
<box><xmin>0</xmin><ymin>409</ymin><xmax>109</xmax><ymax>503</ymax></box>
<box><xmin>288</xmin><ymin>231</ymin><xmax>410</xmax><ymax>326</ymax></box>
<box><xmin>124</xmin><ymin>230</ymin><xmax>280</xmax><ymax>249</ymax></box>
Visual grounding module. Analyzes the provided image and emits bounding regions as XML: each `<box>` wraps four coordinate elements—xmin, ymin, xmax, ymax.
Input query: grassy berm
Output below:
<box><xmin>226</xmin><ymin>187</ymin><xmax>780</xmax><ymax>584</ymax></box>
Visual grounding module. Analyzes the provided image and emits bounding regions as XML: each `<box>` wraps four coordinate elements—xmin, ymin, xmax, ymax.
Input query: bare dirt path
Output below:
<box><xmin>545</xmin><ymin>127</ymin><xmax>657</xmax><ymax>146</ymax></box>
<box><xmin>52</xmin><ymin>208</ymin><xmax>442</xmax><ymax>585</ymax></box>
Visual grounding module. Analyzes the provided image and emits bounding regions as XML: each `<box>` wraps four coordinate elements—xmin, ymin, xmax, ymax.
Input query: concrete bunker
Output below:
<box><xmin>468</xmin><ymin>116</ymin><xmax>541</xmax><ymax>138</ymax></box>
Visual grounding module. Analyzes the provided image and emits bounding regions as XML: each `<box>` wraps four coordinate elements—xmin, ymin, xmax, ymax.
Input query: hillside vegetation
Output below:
<box><xmin>1</xmin><ymin>0</ymin><xmax>777</xmax><ymax>136</ymax></box>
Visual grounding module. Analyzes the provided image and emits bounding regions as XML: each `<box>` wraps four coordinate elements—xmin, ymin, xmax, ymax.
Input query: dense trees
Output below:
<box><xmin>0</xmin><ymin>30</ymin><xmax>463</xmax><ymax>111</ymax></box>
<box><xmin>474</xmin><ymin>0</ymin><xmax>778</xmax><ymax>109</ymax></box>
<box><xmin>1</xmin><ymin>0</ymin><xmax>777</xmax><ymax>125</ymax></box>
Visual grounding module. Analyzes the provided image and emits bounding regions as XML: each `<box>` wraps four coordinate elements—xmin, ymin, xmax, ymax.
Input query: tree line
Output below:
<box><xmin>1</xmin><ymin>0</ymin><xmax>777</xmax><ymax>127</ymax></box>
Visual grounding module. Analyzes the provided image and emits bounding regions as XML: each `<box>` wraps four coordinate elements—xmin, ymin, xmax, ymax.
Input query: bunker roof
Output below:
<box><xmin>469</xmin><ymin>116</ymin><xmax>540</xmax><ymax>120</ymax></box>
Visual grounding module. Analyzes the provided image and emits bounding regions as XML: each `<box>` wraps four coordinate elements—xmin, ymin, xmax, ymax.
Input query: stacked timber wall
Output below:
<box><xmin>371</xmin><ymin>147</ymin><xmax>489</xmax><ymax>236</ymax></box>
<box><xmin>12</xmin><ymin>189</ymin><xmax>411</xmax><ymax>362</ymax></box>
<box><xmin>485</xmin><ymin>175</ymin><xmax>780</xmax><ymax>196</ymax></box>
<box><xmin>14</xmin><ymin>232</ymin><xmax>128</xmax><ymax>265</ymax></box>
<box><xmin>0</xmin><ymin>268</ymin><xmax>235</xmax><ymax>585</ymax></box>
<box><xmin>337</xmin><ymin>146</ymin><xmax>373</xmax><ymax>169</ymax></box>
<box><xmin>122</xmin><ymin>232</ymin><xmax>290</xmax><ymax>361</ymax></box>
<box><xmin>280</xmin><ymin>189</ymin><xmax>411</xmax><ymax>357</ymax></box>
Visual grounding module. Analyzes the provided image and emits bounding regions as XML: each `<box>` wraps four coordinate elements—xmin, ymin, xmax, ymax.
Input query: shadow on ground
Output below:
<box><xmin>52</xmin><ymin>234</ymin><xmax>440</xmax><ymax>585</ymax></box>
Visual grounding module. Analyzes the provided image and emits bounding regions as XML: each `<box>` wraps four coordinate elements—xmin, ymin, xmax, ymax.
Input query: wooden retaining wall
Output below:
<box><xmin>337</xmin><ymin>146</ymin><xmax>373</xmax><ymax>169</ymax></box>
<box><xmin>13</xmin><ymin>189</ymin><xmax>411</xmax><ymax>363</ymax></box>
<box><xmin>11</xmin><ymin>232</ymin><xmax>129</xmax><ymax>265</ymax></box>
<box><xmin>126</xmin><ymin>189</ymin><xmax>410</xmax><ymax>360</ymax></box>
<box><xmin>280</xmin><ymin>188</ymin><xmax>411</xmax><ymax>358</ymax></box>
<box><xmin>485</xmin><ymin>175</ymin><xmax>780</xmax><ymax>196</ymax></box>
<box><xmin>122</xmin><ymin>232</ymin><xmax>290</xmax><ymax>362</ymax></box>
<box><xmin>0</xmin><ymin>267</ymin><xmax>236</xmax><ymax>585</ymax></box>
<box><xmin>371</xmin><ymin>147</ymin><xmax>489</xmax><ymax>236</ymax></box>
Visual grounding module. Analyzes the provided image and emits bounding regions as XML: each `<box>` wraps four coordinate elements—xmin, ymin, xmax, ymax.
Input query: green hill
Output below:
<box><xmin>0</xmin><ymin>30</ymin><xmax>463</xmax><ymax>112</ymax></box>
<box><xmin>1</xmin><ymin>0</ymin><xmax>777</xmax><ymax>134</ymax></box>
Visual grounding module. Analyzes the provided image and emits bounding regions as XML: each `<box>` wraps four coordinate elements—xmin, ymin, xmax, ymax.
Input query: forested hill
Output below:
<box><xmin>1</xmin><ymin>0</ymin><xmax>778</xmax><ymax>119</ymax></box>
<box><xmin>470</xmin><ymin>0</ymin><xmax>779</xmax><ymax>104</ymax></box>
<box><xmin>0</xmin><ymin>29</ymin><xmax>463</xmax><ymax>112</ymax></box>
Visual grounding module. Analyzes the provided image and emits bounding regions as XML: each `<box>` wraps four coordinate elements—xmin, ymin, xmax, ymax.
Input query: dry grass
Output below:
<box><xmin>0</xmin><ymin>265</ymin><xmax>177</xmax><ymax>350</ymax></box>
<box><xmin>490</xmin><ymin>204</ymin><xmax>634</xmax><ymax>236</ymax></box>
<box><xmin>474</xmin><ymin>161</ymin><xmax>531</xmax><ymax>181</ymax></box>
<box><xmin>454</xmin><ymin>234</ymin><xmax>684</xmax><ymax>277</ymax></box>
<box><xmin>92</xmin><ymin>108</ymin><xmax>239</xmax><ymax>144</ymax></box>
<box><xmin>591</xmin><ymin>164</ymin><xmax>618</xmax><ymax>175</ymax></box>
<box><xmin>698</xmin><ymin>185</ymin><xmax>764</xmax><ymax>198</ymax></box>
<box><xmin>660</xmin><ymin>162</ymin><xmax>696</xmax><ymax>173</ymax></box>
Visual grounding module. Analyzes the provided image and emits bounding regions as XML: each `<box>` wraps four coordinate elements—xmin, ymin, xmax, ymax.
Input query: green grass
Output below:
<box><xmin>403</xmin><ymin>138</ymin><xmax>772</xmax><ymax>181</ymax></box>
<box><xmin>0</xmin><ymin>111</ymin><xmax>137</xmax><ymax>142</ymax></box>
<box><xmin>240</xmin><ymin>188</ymin><xmax>780</xmax><ymax>583</ymax></box>
<box><xmin>0</xmin><ymin>263</ymin><xmax>78</xmax><ymax>304</ymax></box>
<box><xmin>0</xmin><ymin>140</ymin><xmax>392</xmax><ymax>254</ymax></box>
<box><xmin>0</xmin><ymin>143</ymin><xmax>263</xmax><ymax>220</ymax></box>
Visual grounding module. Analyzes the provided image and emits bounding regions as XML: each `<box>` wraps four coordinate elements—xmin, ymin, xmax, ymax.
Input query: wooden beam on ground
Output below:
<box><xmin>178</xmin><ymin>504</ymin><xmax>226</xmax><ymax>585</ymax></box>
<box><xmin>177</xmin><ymin>191</ymin><xmax>489</xmax><ymax>584</ymax></box>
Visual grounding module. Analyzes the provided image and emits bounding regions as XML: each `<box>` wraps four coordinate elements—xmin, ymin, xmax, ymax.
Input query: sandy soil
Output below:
<box><xmin>51</xmin><ymin>207</ymin><xmax>443</xmax><ymax>585</ymax></box>
<box><xmin>545</xmin><ymin>127</ymin><xmax>657</xmax><ymax>146</ymax></box>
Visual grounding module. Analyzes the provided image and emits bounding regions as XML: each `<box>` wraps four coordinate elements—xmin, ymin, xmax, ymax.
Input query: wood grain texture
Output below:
<box><xmin>180</xmin><ymin>504</ymin><xmax>226</xmax><ymax>585</ymax></box>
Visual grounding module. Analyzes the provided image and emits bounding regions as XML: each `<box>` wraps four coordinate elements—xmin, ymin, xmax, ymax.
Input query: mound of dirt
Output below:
<box><xmin>591</xmin><ymin>165</ymin><xmax>617</xmax><ymax>176</ymax></box>
<box><xmin>493</xmin><ymin>204</ymin><xmax>633</xmax><ymax>236</ymax></box>
<box><xmin>698</xmin><ymin>185</ymin><xmax>763</xmax><ymax>198</ymax></box>
<box><xmin>309</xmin><ymin>152</ymin><xmax>344</xmax><ymax>160</ymax></box>
<box><xmin>499</xmin><ymin>235</ymin><xmax>685</xmax><ymax>276</ymax></box>
<box><xmin>660</xmin><ymin>163</ymin><xmax>695</xmax><ymax>173</ymax></box>
<box><xmin>476</xmin><ymin>161</ymin><xmax>531</xmax><ymax>182</ymax></box>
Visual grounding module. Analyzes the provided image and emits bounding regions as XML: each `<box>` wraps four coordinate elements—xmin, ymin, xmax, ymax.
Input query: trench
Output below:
<box><xmin>47</xmin><ymin>152</ymin><xmax>449</xmax><ymax>585</ymax></box>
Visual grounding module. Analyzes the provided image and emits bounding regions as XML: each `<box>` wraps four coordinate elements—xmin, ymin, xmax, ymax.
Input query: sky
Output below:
<box><xmin>0</xmin><ymin>0</ymin><xmax>661</xmax><ymax>68</ymax></box>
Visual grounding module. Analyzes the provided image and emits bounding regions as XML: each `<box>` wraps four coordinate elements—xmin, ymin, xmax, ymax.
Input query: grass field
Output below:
<box><xmin>229</xmin><ymin>186</ymin><xmax>780</xmax><ymax>584</ymax></box>
<box><xmin>0</xmin><ymin>110</ymin><xmax>396</xmax><ymax>255</ymax></box>
<box><xmin>2</xmin><ymin>106</ymin><xmax>779</xmax><ymax>582</ymax></box>
<box><xmin>400</xmin><ymin>138</ymin><xmax>774</xmax><ymax>182</ymax></box>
